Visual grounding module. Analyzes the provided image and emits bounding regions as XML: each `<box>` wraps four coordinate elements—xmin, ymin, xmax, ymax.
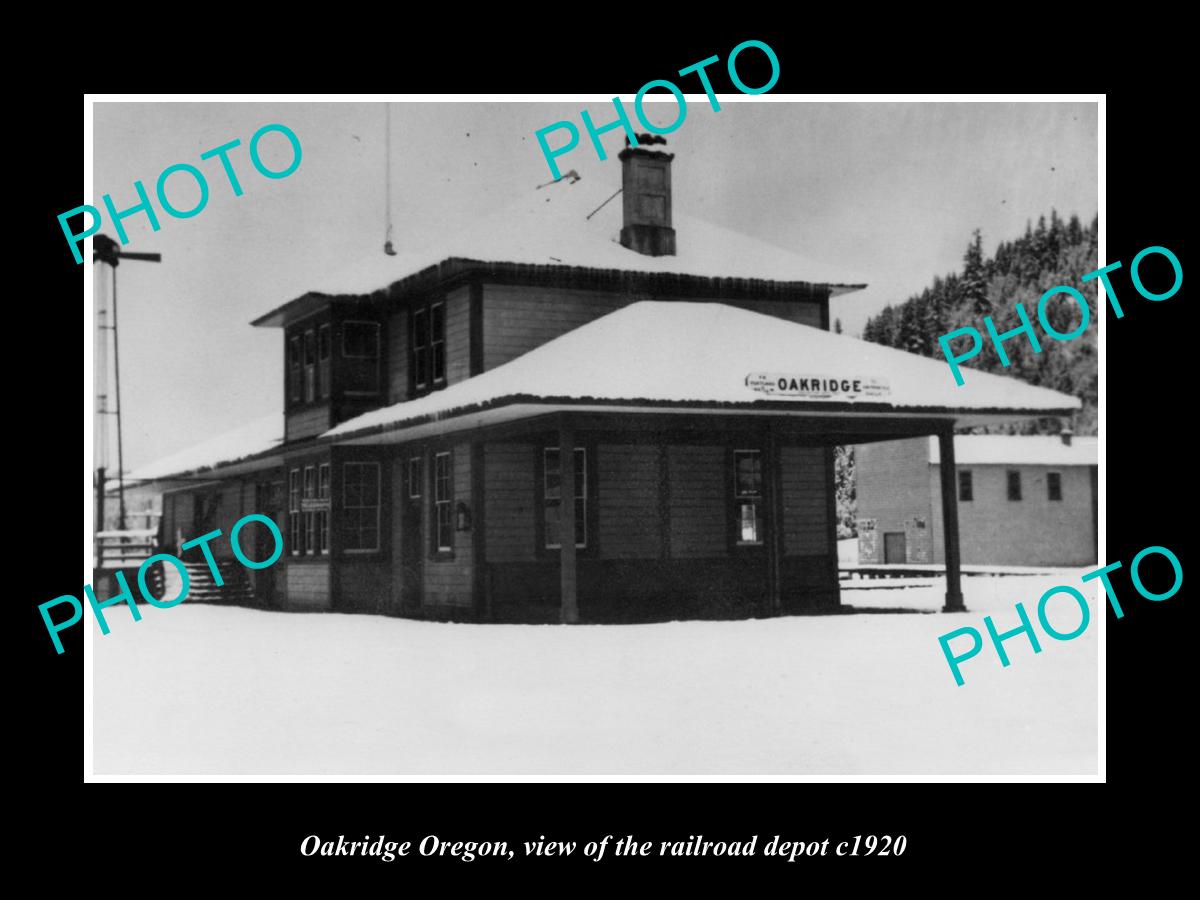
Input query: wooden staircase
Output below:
<box><xmin>153</xmin><ymin>557</ymin><xmax>257</xmax><ymax>606</ymax></box>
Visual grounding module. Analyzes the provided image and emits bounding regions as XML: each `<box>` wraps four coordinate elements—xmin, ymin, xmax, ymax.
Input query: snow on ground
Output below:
<box><xmin>92</xmin><ymin>572</ymin><xmax>1097</xmax><ymax>778</ymax></box>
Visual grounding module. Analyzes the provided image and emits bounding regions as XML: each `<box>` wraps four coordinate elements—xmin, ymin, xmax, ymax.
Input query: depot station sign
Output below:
<box><xmin>745</xmin><ymin>373</ymin><xmax>892</xmax><ymax>401</ymax></box>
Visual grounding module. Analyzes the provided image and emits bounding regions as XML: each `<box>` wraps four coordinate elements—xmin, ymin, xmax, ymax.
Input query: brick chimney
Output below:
<box><xmin>618</xmin><ymin>134</ymin><xmax>676</xmax><ymax>256</ymax></box>
<box><xmin>1060</xmin><ymin>426</ymin><xmax>1073</xmax><ymax>446</ymax></box>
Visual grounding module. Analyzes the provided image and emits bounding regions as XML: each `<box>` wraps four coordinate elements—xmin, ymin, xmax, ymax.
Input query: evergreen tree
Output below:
<box><xmin>834</xmin><ymin>445</ymin><xmax>856</xmax><ymax>539</ymax></box>
<box><xmin>962</xmin><ymin>229</ymin><xmax>990</xmax><ymax>317</ymax></box>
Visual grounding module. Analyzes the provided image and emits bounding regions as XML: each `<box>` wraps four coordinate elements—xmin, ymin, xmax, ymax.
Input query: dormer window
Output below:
<box><xmin>410</xmin><ymin>299</ymin><xmax>447</xmax><ymax>395</ymax></box>
<box><xmin>342</xmin><ymin>320</ymin><xmax>381</xmax><ymax>396</ymax></box>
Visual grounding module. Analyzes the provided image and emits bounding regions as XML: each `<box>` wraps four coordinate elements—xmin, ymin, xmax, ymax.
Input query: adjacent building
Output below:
<box><xmin>855</xmin><ymin>434</ymin><xmax>1098</xmax><ymax>568</ymax></box>
<box><xmin>127</xmin><ymin>137</ymin><xmax>1081</xmax><ymax>621</ymax></box>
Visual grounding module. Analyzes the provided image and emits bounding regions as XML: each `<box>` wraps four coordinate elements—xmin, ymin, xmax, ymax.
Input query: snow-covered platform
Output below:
<box><xmin>92</xmin><ymin>570</ymin><xmax>1097</xmax><ymax>779</ymax></box>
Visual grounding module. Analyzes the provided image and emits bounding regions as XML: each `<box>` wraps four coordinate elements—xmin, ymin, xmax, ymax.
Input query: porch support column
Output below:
<box><xmin>938</xmin><ymin>426</ymin><xmax>966</xmax><ymax>612</ymax></box>
<box><xmin>559</xmin><ymin>419</ymin><xmax>579</xmax><ymax>624</ymax></box>
<box><xmin>766</xmin><ymin>427</ymin><xmax>783</xmax><ymax>614</ymax></box>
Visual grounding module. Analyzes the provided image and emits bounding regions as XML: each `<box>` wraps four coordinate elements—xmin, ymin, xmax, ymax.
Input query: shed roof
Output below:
<box><xmin>929</xmin><ymin>435</ymin><xmax>1098</xmax><ymax>466</ymax></box>
<box><xmin>124</xmin><ymin>413</ymin><xmax>284</xmax><ymax>483</ymax></box>
<box><xmin>325</xmin><ymin>301</ymin><xmax>1081</xmax><ymax>442</ymax></box>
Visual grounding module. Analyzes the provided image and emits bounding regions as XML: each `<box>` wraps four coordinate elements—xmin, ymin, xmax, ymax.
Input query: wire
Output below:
<box><xmin>112</xmin><ymin>264</ymin><xmax>127</xmax><ymax>529</ymax></box>
<box><xmin>384</xmin><ymin>104</ymin><xmax>396</xmax><ymax>255</ymax></box>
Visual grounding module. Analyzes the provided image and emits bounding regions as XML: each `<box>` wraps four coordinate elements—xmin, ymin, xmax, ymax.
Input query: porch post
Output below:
<box><xmin>559</xmin><ymin>420</ymin><xmax>579</xmax><ymax>624</ymax></box>
<box><xmin>938</xmin><ymin>427</ymin><xmax>966</xmax><ymax>612</ymax></box>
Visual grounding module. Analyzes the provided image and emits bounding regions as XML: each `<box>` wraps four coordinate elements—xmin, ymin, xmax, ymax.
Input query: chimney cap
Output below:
<box><xmin>619</xmin><ymin>133</ymin><xmax>674</xmax><ymax>161</ymax></box>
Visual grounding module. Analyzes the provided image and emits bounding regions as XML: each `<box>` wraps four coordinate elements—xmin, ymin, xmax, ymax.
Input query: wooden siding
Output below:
<box><xmin>484</xmin><ymin>443</ymin><xmax>537</xmax><ymax>562</ymax></box>
<box><xmin>667</xmin><ymin>445</ymin><xmax>727</xmax><ymax>559</ymax></box>
<box><xmin>422</xmin><ymin>442</ymin><xmax>474</xmax><ymax>609</ymax></box>
<box><xmin>286</xmin><ymin>560</ymin><xmax>330</xmax><ymax>609</ymax></box>
<box><xmin>387</xmin><ymin>308</ymin><xmax>409</xmax><ymax>403</ymax></box>
<box><xmin>781</xmin><ymin>446</ymin><xmax>830</xmax><ymax>556</ymax></box>
<box><xmin>481</xmin><ymin>284</ymin><xmax>824</xmax><ymax>370</ymax></box>
<box><xmin>483</xmin><ymin>285</ymin><xmax>626</xmax><ymax>370</ymax></box>
<box><xmin>285</xmin><ymin>403</ymin><xmax>330</xmax><ymax>442</ymax></box>
<box><xmin>598</xmin><ymin>444</ymin><xmax>661</xmax><ymax>559</ymax></box>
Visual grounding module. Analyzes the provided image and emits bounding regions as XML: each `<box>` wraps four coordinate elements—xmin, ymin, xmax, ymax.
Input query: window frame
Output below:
<box><xmin>341</xmin><ymin>320</ymin><xmax>381</xmax><ymax>397</ymax></box>
<box><xmin>288</xmin><ymin>468</ymin><xmax>302</xmax><ymax>555</ymax></box>
<box><xmin>433</xmin><ymin>451</ymin><xmax>454</xmax><ymax>554</ymax></box>
<box><xmin>1007</xmin><ymin>469</ymin><xmax>1023</xmax><ymax>502</ymax></box>
<box><xmin>303</xmin><ymin>465</ymin><xmax>316</xmax><ymax>554</ymax></box>
<box><xmin>1047</xmin><ymin>471</ymin><xmax>1063</xmax><ymax>502</ymax></box>
<box><xmin>302</xmin><ymin>329</ymin><xmax>317</xmax><ymax>403</ymax></box>
<box><xmin>288</xmin><ymin>337</ymin><xmax>302</xmax><ymax>403</ymax></box>
<box><xmin>542</xmin><ymin>446</ymin><xmax>588</xmax><ymax>550</ymax></box>
<box><xmin>409</xmin><ymin>299</ymin><xmax>448</xmax><ymax>396</ymax></box>
<box><xmin>958</xmin><ymin>469</ymin><xmax>974</xmax><ymax>502</ymax></box>
<box><xmin>342</xmin><ymin>460</ymin><xmax>381</xmax><ymax>554</ymax></box>
<box><xmin>317</xmin><ymin>324</ymin><xmax>331</xmax><ymax>400</ymax></box>
<box><xmin>407</xmin><ymin>457</ymin><xmax>422</xmax><ymax>499</ymax></box>
<box><xmin>430</xmin><ymin>301</ymin><xmax>446</xmax><ymax>385</ymax></box>
<box><xmin>317</xmin><ymin>462</ymin><xmax>331</xmax><ymax>555</ymax></box>
<box><xmin>732</xmin><ymin>448</ymin><xmax>765</xmax><ymax>547</ymax></box>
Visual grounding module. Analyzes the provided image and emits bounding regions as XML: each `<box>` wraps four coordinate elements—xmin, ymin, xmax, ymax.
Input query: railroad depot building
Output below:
<box><xmin>855</xmin><ymin>434</ymin><xmax>1098</xmax><ymax>568</ymax></box>
<box><xmin>138</xmin><ymin>139</ymin><xmax>1081</xmax><ymax>622</ymax></box>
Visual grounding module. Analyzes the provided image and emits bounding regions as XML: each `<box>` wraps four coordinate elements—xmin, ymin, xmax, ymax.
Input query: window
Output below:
<box><xmin>1047</xmin><ymin>471</ymin><xmax>1062</xmax><ymax>502</ymax></box>
<box><xmin>1007</xmin><ymin>469</ymin><xmax>1022</xmax><ymax>501</ymax></box>
<box><xmin>303</xmin><ymin>329</ymin><xmax>316</xmax><ymax>402</ymax></box>
<box><xmin>410</xmin><ymin>301</ymin><xmax>447</xmax><ymax>393</ymax></box>
<box><xmin>733</xmin><ymin>450</ymin><xmax>763</xmax><ymax>545</ymax></box>
<box><xmin>408</xmin><ymin>457</ymin><xmax>422</xmax><ymax>499</ymax></box>
<box><xmin>303</xmin><ymin>466</ymin><xmax>316</xmax><ymax>553</ymax></box>
<box><xmin>343</xmin><ymin>462</ymin><xmax>380</xmax><ymax>552</ymax></box>
<box><xmin>318</xmin><ymin>324</ymin><xmax>331</xmax><ymax>399</ymax></box>
<box><xmin>317</xmin><ymin>463</ymin><xmax>330</xmax><ymax>553</ymax></box>
<box><xmin>342</xmin><ymin>321</ymin><xmax>380</xmax><ymax>395</ymax></box>
<box><xmin>430</xmin><ymin>302</ymin><xmax>446</xmax><ymax>384</ymax></box>
<box><xmin>544</xmin><ymin>447</ymin><xmax>586</xmax><ymax>549</ymax></box>
<box><xmin>434</xmin><ymin>452</ymin><xmax>454</xmax><ymax>552</ymax></box>
<box><xmin>958</xmin><ymin>469</ymin><xmax>973</xmax><ymax>502</ymax></box>
<box><xmin>288</xmin><ymin>468</ymin><xmax>303</xmax><ymax>555</ymax></box>
<box><xmin>412</xmin><ymin>308</ymin><xmax>429</xmax><ymax>389</ymax></box>
<box><xmin>288</xmin><ymin>337</ymin><xmax>301</xmax><ymax>403</ymax></box>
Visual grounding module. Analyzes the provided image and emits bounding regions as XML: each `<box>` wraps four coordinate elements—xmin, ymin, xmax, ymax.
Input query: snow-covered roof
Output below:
<box><xmin>325</xmin><ymin>301</ymin><xmax>1080</xmax><ymax>441</ymax></box>
<box><xmin>929</xmin><ymin>435</ymin><xmax>1098</xmax><ymax>466</ymax></box>
<box><xmin>125</xmin><ymin>413</ymin><xmax>284</xmax><ymax>482</ymax></box>
<box><xmin>292</xmin><ymin>175</ymin><xmax>869</xmax><ymax>303</ymax></box>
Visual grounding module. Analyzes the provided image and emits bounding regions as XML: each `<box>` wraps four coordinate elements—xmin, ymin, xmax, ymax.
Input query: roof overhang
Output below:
<box><xmin>330</xmin><ymin>396</ymin><xmax>1077</xmax><ymax>447</ymax></box>
<box><xmin>251</xmin><ymin>258</ymin><xmax>865</xmax><ymax>329</ymax></box>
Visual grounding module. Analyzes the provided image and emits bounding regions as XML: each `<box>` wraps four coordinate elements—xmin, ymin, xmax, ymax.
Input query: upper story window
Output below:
<box><xmin>411</xmin><ymin>300</ymin><xmax>447</xmax><ymax>393</ymax></box>
<box><xmin>1007</xmin><ymin>469</ymin><xmax>1022</xmax><ymax>502</ymax></box>
<box><xmin>733</xmin><ymin>449</ymin><xmax>763</xmax><ymax>546</ymax></box>
<box><xmin>342</xmin><ymin>321</ymin><xmax>381</xmax><ymax>396</ymax></box>
<box><xmin>288</xmin><ymin>337</ymin><xmax>301</xmax><ymax>403</ymax></box>
<box><xmin>1047</xmin><ymin>471</ymin><xmax>1063</xmax><ymax>501</ymax></box>
<box><xmin>958</xmin><ymin>469</ymin><xmax>973</xmax><ymax>502</ymax></box>
<box><xmin>303</xmin><ymin>329</ymin><xmax>317</xmax><ymax>402</ymax></box>
<box><xmin>318</xmin><ymin>324</ymin><xmax>331</xmax><ymax>400</ymax></box>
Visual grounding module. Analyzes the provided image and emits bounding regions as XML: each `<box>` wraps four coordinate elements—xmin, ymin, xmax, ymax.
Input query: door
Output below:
<box><xmin>254</xmin><ymin>480</ymin><xmax>283</xmax><ymax>607</ymax></box>
<box><xmin>400</xmin><ymin>455</ymin><xmax>424</xmax><ymax>613</ymax></box>
<box><xmin>884</xmin><ymin>531</ymin><xmax>907</xmax><ymax>564</ymax></box>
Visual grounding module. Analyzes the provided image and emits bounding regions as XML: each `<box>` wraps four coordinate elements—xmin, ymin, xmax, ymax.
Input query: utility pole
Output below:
<box><xmin>93</xmin><ymin>234</ymin><xmax>160</xmax><ymax>535</ymax></box>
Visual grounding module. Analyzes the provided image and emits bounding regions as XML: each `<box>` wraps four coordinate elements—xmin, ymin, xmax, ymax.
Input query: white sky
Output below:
<box><xmin>92</xmin><ymin>99</ymin><xmax>1097</xmax><ymax>472</ymax></box>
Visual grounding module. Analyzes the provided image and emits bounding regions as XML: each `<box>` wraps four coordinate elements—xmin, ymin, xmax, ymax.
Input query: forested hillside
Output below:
<box><xmin>835</xmin><ymin>212</ymin><xmax>1099</xmax><ymax>539</ymax></box>
<box><xmin>862</xmin><ymin>211</ymin><xmax>1099</xmax><ymax>434</ymax></box>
